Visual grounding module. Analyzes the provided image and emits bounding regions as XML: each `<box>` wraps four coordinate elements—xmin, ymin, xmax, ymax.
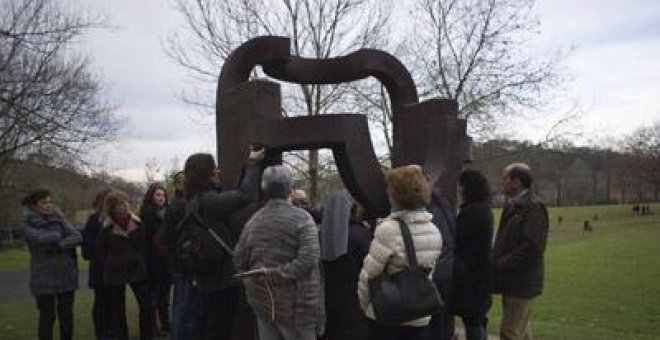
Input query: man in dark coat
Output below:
<box><xmin>492</xmin><ymin>163</ymin><xmax>549</xmax><ymax>340</ymax></box>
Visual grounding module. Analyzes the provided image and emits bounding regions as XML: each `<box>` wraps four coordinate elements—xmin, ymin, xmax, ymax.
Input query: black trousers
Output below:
<box><xmin>200</xmin><ymin>287</ymin><xmax>239</xmax><ymax>340</ymax></box>
<box><xmin>92</xmin><ymin>285</ymin><xmax>112</xmax><ymax>339</ymax></box>
<box><xmin>35</xmin><ymin>291</ymin><xmax>75</xmax><ymax>340</ymax></box>
<box><xmin>460</xmin><ymin>315</ymin><xmax>488</xmax><ymax>340</ymax></box>
<box><xmin>155</xmin><ymin>273</ymin><xmax>172</xmax><ymax>332</ymax></box>
<box><xmin>106</xmin><ymin>281</ymin><xmax>154</xmax><ymax>340</ymax></box>
<box><xmin>368</xmin><ymin>320</ymin><xmax>428</xmax><ymax>340</ymax></box>
<box><xmin>427</xmin><ymin>308</ymin><xmax>455</xmax><ymax>340</ymax></box>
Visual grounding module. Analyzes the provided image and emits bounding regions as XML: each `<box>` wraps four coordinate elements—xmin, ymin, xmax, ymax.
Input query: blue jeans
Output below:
<box><xmin>171</xmin><ymin>273</ymin><xmax>201</xmax><ymax>340</ymax></box>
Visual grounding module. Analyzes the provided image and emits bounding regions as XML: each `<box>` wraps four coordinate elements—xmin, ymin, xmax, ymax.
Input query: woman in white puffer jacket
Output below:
<box><xmin>357</xmin><ymin>164</ymin><xmax>443</xmax><ymax>340</ymax></box>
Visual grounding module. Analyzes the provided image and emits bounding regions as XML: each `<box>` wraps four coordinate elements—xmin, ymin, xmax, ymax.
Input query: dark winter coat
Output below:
<box><xmin>81</xmin><ymin>211</ymin><xmax>104</xmax><ymax>289</ymax></box>
<box><xmin>427</xmin><ymin>188</ymin><xmax>456</xmax><ymax>283</ymax></box>
<box><xmin>452</xmin><ymin>200</ymin><xmax>493</xmax><ymax>317</ymax></box>
<box><xmin>19</xmin><ymin>209</ymin><xmax>82</xmax><ymax>296</ymax></box>
<box><xmin>492</xmin><ymin>192</ymin><xmax>549</xmax><ymax>299</ymax></box>
<box><xmin>98</xmin><ymin>215</ymin><xmax>149</xmax><ymax>286</ymax></box>
<box><xmin>322</xmin><ymin>218</ymin><xmax>372</xmax><ymax>340</ymax></box>
<box><xmin>157</xmin><ymin>163</ymin><xmax>261</xmax><ymax>293</ymax></box>
<box><xmin>234</xmin><ymin>199</ymin><xmax>323</xmax><ymax>330</ymax></box>
<box><xmin>139</xmin><ymin>204</ymin><xmax>167</xmax><ymax>280</ymax></box>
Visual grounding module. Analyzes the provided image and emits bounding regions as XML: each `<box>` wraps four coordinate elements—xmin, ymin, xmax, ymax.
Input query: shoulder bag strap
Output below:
<box><xmin>189</xmin><ymin>196</ymin><xmax>235</xmax><ymax>257</ymax></box>
<box><xmin>394</xmin><ymin>217</ymin><xmax>418</xmax><ymax>268</ymax></box>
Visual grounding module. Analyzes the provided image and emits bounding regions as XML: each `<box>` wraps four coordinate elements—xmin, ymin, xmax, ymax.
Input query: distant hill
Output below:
<box><xmin>0</xmin><ymin>159</ymin><xmax>145</xmax><ymax>230</ymax></box>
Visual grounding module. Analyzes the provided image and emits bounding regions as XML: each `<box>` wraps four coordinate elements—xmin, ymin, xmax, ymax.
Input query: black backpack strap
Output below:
<box><xmin>394</xmin><ymin>217</ymin><xmax>419</xmax><ymax>268</ymax></box>
<box><xmin>176</xmin><ymin>195</ymin><xmax>235</xmax><ymax>256</ymax></box>
<box><xmin>190</xmin><ymin>209</ymin><xmax>234</xmax><ymax>256</ymax></box>
<box><xmin>174</xmin><ymin>196</ymin><xmax>198</xmax><ymax>230</ymax></box>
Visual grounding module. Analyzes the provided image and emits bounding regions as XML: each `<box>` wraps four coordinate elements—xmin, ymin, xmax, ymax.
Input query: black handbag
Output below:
<box><xmin>368</xmin><ymin>217</ymin><xmax>444</xmax><ymax>325</ymax></box>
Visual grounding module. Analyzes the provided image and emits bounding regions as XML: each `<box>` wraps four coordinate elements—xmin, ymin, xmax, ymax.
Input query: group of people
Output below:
<box><xmin>632</xmin><ymin>204</ymin><xmax>653</xmax><ymax>216</ymax></box>
<box><xmin>18</xmin><ymin>145</ymin><xmax>549</xmax><ymax>340</ymax></box>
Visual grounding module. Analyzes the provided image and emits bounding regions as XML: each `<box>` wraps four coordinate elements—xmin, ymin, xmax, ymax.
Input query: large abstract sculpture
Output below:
<box><xmin>216</xmin><ymin>36</ymin><xmax>467</xmax><ymax>217</ymax></box>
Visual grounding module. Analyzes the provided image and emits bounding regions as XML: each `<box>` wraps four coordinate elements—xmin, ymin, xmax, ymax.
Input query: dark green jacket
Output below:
<box><xmin>492</xmin><ymin>192</ymin><xmax>548</xmax><ymax>298</ymax></box>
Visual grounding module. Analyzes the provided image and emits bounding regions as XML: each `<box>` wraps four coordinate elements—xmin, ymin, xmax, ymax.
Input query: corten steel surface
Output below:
<box><xmin>216</xmin><ymin>36</ymin><xmax>467</xmax><ymax>218</ymax></box>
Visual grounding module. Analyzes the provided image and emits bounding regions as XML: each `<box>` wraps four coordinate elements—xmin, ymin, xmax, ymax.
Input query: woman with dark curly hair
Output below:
<box><xmin>19</xmin><ymin>189</ymin><xmax>82</xmax><ymax>340</ymax></box>
<box><xmin>451</xmin><ymin>169</ymin><xmax>493</xmax><ymax>340</ymax></box>
<box><xmin>139</xmin><ymin>182</ymin><xmax>171</xmax><ymax>336</ymax></box>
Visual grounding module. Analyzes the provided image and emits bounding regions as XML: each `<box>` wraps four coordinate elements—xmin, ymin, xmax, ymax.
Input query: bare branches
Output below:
<box><xmin>0</xmin><ymin>0</ymin><xmax>118</xmax><ymax>169</ymax></box>
<box><xmin>410</xmin><ymin>0</ymin><xmax>563</xmax><ymax>137</ymax></box>
<box><xmin>167</xmin><ymin>0</ymin><xmax>394</xmax><ymax>201</ymax></box>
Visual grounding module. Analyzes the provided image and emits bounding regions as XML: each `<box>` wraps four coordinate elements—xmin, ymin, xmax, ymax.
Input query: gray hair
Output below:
<box><xmin>261</xmin><ymin>165</ymin><xmax>293</xmax><ymax>199</ymax></box>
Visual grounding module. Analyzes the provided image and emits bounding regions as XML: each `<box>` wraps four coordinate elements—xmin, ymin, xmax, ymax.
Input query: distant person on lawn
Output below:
<box><xmin>492</xmin><ymin>163</ymin><xmax>549</xmax><ymax>340</ymax></box>
<box><xmin>19</xmin><ymin>189</ymin><xmax>82</xmax><ymax>340</ymax></box>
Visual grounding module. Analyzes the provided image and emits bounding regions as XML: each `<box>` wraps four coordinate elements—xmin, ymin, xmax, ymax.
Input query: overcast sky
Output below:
<box><xmin>79</xmin><ymin>0</ymin><xmax>660</xmax><ymax>182</ymax></box>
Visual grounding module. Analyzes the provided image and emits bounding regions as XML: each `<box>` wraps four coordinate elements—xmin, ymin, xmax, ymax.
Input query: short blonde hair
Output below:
<box><xmin>384</xmin><ymin>164</ymin><xmax>431</xmax><ymax>210</ymax></box>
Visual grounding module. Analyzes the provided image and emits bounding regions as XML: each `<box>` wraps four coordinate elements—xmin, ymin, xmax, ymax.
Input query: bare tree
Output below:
<box><xmin>0</xmin><ymin>0</ymin><xmax>118</xmax><ymax>173</ymax></box>
<box><xmin>166</xmin><ymin>0</ymin><xmax>392</xmax><ymax>202</ymax></box>
<box><xmin>408</xmin><ymin>0</ymin><xmax>563</xmax><ymax>136</ymax></box>
<box><xmin>624</xmin><ymin>121</ymin><xmax>660</xmax><ymax>201</ymax></box>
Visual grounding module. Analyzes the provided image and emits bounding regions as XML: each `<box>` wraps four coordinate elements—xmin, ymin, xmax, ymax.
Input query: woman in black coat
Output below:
<box><xmin>139</xmin><ymin>183</ymin><xmax>171</xmax><ymax>336</ymax></box>
<box><xmin>99</xmin><ymin>191</ymin><xmax>154</xmax><ymax>340</ymax></box>
<box><xmin>82</xmin><ymin>188</ymin><xmax>112</xmax><ymax>339</ymax></box>
<box><xmin>451</xmin><ymin>170</ymin><xmax>493</xmax><ymax>340</ymax></box>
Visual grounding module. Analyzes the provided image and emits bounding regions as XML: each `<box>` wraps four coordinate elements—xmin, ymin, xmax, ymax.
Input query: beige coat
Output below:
<box><xmin>357</xmin><ymin>209</ymin><xmax>442</xmax><ymax>327</ymax></box>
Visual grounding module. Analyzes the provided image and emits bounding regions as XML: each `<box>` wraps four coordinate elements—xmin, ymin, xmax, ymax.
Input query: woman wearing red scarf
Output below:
<box><xmin>98</xmin><ymin>191</ymin><xmax>154</xmax><ymax>340</ymax></box>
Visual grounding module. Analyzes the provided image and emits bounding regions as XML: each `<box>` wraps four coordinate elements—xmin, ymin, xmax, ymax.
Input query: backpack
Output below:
<box><xmin>173</xmin><ymin>196</ymin><xmax>234</xmax><ymax>277</ymax></box>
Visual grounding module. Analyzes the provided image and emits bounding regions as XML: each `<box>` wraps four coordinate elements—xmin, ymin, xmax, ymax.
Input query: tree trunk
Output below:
<box><xmin>592</xmin><ymin>170</ymin><xmax>598</xmax><ymax>203</ymax></box>
<box><xmin>308</xmin><ymin>149</ymin><xmax>319</xmax><ymax>205</ymax></box>
<box><xmin>555</xmin><ymin>173</ymin><xmax>563</xmax><ymax>205</ymax></box>
<box><xmin>621</xmin><ymin>181</ymin><xmax>626</xmax><ymax>204</ymax></box>
<box><xmin>606</xmin><ymin>171</ymin><xmax>611</xmax><ymax>203</ymax></box>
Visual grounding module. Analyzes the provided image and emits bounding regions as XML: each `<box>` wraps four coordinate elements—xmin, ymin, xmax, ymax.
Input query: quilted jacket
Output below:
<box><xmin>357</xmin><ymin>209</ymin><xmax>442</xmax><ymax>327</ymax></box>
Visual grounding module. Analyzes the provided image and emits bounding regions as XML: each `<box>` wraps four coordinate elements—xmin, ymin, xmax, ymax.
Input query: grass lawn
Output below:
<box><xmin>1</xmin><ymin>203</ymin><xmax>659</xmax><ymax>339</ymax></box>
<box><xmin>0</xmin><ymin>246</ymin><xmax>30</xmax><ymax>271</ymax></box>
<box><xmin>0</xmin><ymin>247</ymin><xmax>87</xmax><ymax>271</ymax></box>
<box><xmin>0</xmin><ymin>290</ymin><xmax>140</xmax><ymax>339</ymax></box>
<box><xmin>487</xmin><ymin>203</ymin><xmax>660</xmax><ymax>339</ymax></box>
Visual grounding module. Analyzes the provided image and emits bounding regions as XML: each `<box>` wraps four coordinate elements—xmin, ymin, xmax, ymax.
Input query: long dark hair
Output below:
<box><xmin>142</xmin><ymin>182</ymin><xmax>168</xmax><ymax>207</ymax></box>
<box><xmin>183</xmin><ymin>153</ymin><xmax>215</xmax><ymax>199</ymax></box>
<box><xmin>459</xmin><ymin>169</ymin><xmax>491</xmax><ymax>204</ymax></box>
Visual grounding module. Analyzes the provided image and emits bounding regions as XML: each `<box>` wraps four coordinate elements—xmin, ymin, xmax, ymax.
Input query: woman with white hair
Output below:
<box><xmin>234</xmin><ymin>165</ymin><xmax>324</xmax><ymax>340</ymax></box>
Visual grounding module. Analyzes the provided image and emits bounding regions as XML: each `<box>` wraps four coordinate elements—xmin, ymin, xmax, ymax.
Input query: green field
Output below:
<box><xmin>0</xmin><ymin>247</ymin><xmax>87</xmax><ymax>271</ymax></box>
<box><xmin>1</xmin><ymin>203</ymin><xmax>659</xmax><ymax>339</ymax></box>
<box><xmin>487</xmin><ymin>203</ymin><xmax>660</xmax><ymax>339</ymax></box>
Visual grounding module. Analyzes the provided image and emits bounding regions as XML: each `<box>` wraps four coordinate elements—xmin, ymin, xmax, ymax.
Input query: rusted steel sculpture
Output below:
<box><xmin>216</xmin><ymin>36</ymin><xmax>467</xmax><ymax>218</ymax></box>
